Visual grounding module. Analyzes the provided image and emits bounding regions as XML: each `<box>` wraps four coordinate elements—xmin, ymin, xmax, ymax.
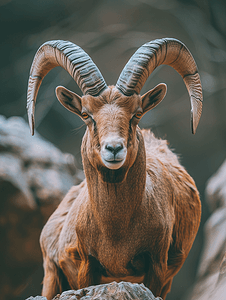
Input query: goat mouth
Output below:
<box><xmin>102</xmin><ymin>158</ymin><xmax>125</xmax><ymax>170</ymax></box>
<box><xmin>105</xmin><ymin>159</ymin><xmax>123</xmax><ymax>163</ymax></box>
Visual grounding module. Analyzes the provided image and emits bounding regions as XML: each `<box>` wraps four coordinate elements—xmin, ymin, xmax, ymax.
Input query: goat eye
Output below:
<box><xmin>81</xmin><ymin>112</ymin><xmax>89</xmax><ymax>120</ymax></box>
<box><xmin>134</xmin><ymin>112</ymin><xmax>142</xmax><ymax>119</ymax></box>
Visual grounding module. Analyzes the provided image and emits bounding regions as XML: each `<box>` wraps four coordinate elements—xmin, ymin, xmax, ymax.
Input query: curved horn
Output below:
<box><xmin>27</xmin><ymin>40</ymin><xmax>107</xmax><ymax>135</ymax></box>
<box><xmin>116</xmin><ymin>38</ymin><xmax>203</xmax><ymax>134</ymax></box>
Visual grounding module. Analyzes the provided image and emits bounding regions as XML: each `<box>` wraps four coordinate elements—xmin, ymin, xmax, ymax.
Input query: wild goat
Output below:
<box><xmin>27</xmin><ymin>38</ymin><xmax>202</xmax><ymax>299</ymax></box>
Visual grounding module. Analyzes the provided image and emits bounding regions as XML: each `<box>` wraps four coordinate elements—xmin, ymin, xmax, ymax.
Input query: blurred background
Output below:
<box><xmin>0</xmin><ymin>0</ymin><xmax>226</xmax><ymax>299</ymax></box>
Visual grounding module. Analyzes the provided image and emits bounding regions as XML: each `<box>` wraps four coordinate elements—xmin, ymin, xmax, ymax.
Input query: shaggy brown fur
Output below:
<box><xmin>40</xmin><ymin>86</ymin><xmax>201</xmax><ymax>300</ymax></box>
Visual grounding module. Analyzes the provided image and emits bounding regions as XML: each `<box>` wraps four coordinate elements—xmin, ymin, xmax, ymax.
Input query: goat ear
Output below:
<box><xmin>141</xmin><ymin>83</ymin><xmax>167</xmax><ymax>114</ymax></box>
<box><xmin>55</xmin><ymin>86</ymin><xmax>82</xmax><ymax>116</ymax></box>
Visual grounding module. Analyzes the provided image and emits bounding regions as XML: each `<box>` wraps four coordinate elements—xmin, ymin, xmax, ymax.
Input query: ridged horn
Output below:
<box><xmin>27</xmin><ymin>40</ymin><xmax>107</xmax><ymax>135</ymax></box>
<box><xmin>116</xmin><ymin>38</ymin><xmax>203</xmax><ymax>134</ymax></box>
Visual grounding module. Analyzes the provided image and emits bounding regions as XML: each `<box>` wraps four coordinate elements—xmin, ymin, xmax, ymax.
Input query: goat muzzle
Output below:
<box><xmin>100</xmin><ymin>136</ymin><xmax>127</xmax><ymax>170</ymax></box>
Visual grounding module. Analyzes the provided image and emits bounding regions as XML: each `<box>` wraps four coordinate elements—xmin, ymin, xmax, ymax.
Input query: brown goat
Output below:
<box><xmin>26</xmin><ymin>38</ymin><xmax>202</xmax><ymax>299</ymax></box>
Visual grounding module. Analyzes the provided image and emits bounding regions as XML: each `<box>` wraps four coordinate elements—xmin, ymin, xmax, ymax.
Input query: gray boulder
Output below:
<box><xmin>0</xmin><ymin>116</ymin><xmax>82</xmax><ymax>300</ymax></box>
<box><xmin>26</xmin><ymin>281</ymin><xmax>162</xmax><ymax>300</ymax></box>
<box><xmin>190</xmin><ymin>160</ymin><xmax>226</xmax><ymax>300</ymax></box>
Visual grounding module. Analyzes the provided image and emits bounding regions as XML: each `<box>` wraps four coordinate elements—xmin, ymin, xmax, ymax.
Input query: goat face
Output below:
<box><xmin>56</xmin><ymin>84</ymin><xmax>167</xmax><ymax>182</ymax></box>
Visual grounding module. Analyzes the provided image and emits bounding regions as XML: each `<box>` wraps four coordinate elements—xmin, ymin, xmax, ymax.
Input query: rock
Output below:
<box><xmin>26</xmin><ymin>297</ymin><xmax>47</xmax><ymax>300</ymax></box>
<box><xmin>0</xmin><ymin>116</ymin><xmax>82</xmax><ymax>300</ymax></box>
<box><xmin>218</xmin><ymin>253</ymin><xmax>226</xmax><ymax>285</ymax></box>
<box><xmin>205</xmin><ymin>159</ymin><xmax>226</xmax><ymax>212</ymax></box>
<box><xmin>190</xmin><ymin>160</ymin><xmax>226</xmax><ymax>300</ymax></box>
<box><xmin>26</xmin><ymin>282</ymin><xmax>162</xmax><ymax>300</ymax></box>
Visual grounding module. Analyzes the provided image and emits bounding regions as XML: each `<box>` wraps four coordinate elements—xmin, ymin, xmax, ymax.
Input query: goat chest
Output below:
<box><xmin>74</xmin><ymin>198</ymin><xmax>174</xmax><ymax>282</ymax></box>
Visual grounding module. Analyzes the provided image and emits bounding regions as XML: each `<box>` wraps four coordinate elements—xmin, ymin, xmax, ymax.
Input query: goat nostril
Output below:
<box><xmin>105</xmin><ymin>143</ymin><xmax>123</xmax><ymax>155</ymax></box>
<box><xmin>115</xmin><ymin>144</ymin><xmax>123</xmax><ymax>153</ymax></box>
<box><xmin>105</xmin><ymin>144</ymin><xmax>114</xmax><ymax>153</ymax></box>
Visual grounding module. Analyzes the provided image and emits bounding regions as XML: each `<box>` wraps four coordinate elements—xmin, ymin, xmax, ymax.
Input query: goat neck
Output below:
<box><xmin>81</xmin><ymin>123</ymin><xmax>146</xmax><ymax>238</ymax></box>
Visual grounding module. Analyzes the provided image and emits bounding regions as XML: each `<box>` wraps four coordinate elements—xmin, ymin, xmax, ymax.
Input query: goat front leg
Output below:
<box><xmin>59</xmin><ymin>248</ymin><xmax>80</xmax><ymax>290</ymax></box>
<box><xmin>160</xmin><ymin>279</ymin><xmax>173</xmax><ymax>300</ymax></box>
<box><xmin>42</xmin><ymin>257</ymin><xmax>62</xmax><ymax>300</ymax></box>
<box><xmin>160</xmin><ymin>247</ymin><xmax>187</xmax><ymax>299</ymax></box>
<box><xmin>60</xmin><ymin>247</ymin><xmax>103</xmax><ymax>289</ymax></box>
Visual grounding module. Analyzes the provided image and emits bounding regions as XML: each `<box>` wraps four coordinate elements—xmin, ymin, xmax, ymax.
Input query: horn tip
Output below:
<box><xmin>27</xmin><ymin>100</ymin><xmax>35</xmax><ymax>136</ymax></box>
<box><xmin>190</xmin><ymin>96</ymin><xmax>203</xmax><ymax>135</ymax></box>
<box><xmin>28</xmin><ymin>113</ymin><xmax>35</xmax><ymax>136</ymax></box>
<box><xmin>191</xmin><ymin>113</ymin><xmax>196</xmax><ymax>134</ymax></box>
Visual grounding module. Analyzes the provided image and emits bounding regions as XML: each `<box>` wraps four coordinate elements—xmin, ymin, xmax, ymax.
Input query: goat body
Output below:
<box><xmin>26</xmin><ymin>39</ymin><xmax>202</xmax><ymax>299</ymax></box>
<box><xmin>40</xmin><ymin>87</ymin><xmax>201</xmax><ymax>300</ymax></box>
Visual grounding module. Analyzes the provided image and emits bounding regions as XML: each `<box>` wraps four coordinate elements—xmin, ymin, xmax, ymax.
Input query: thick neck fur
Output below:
<box><xmin>82</xmin><ymin>129</ymin><xmax>146</xmax><ymax>239</ymax></box>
